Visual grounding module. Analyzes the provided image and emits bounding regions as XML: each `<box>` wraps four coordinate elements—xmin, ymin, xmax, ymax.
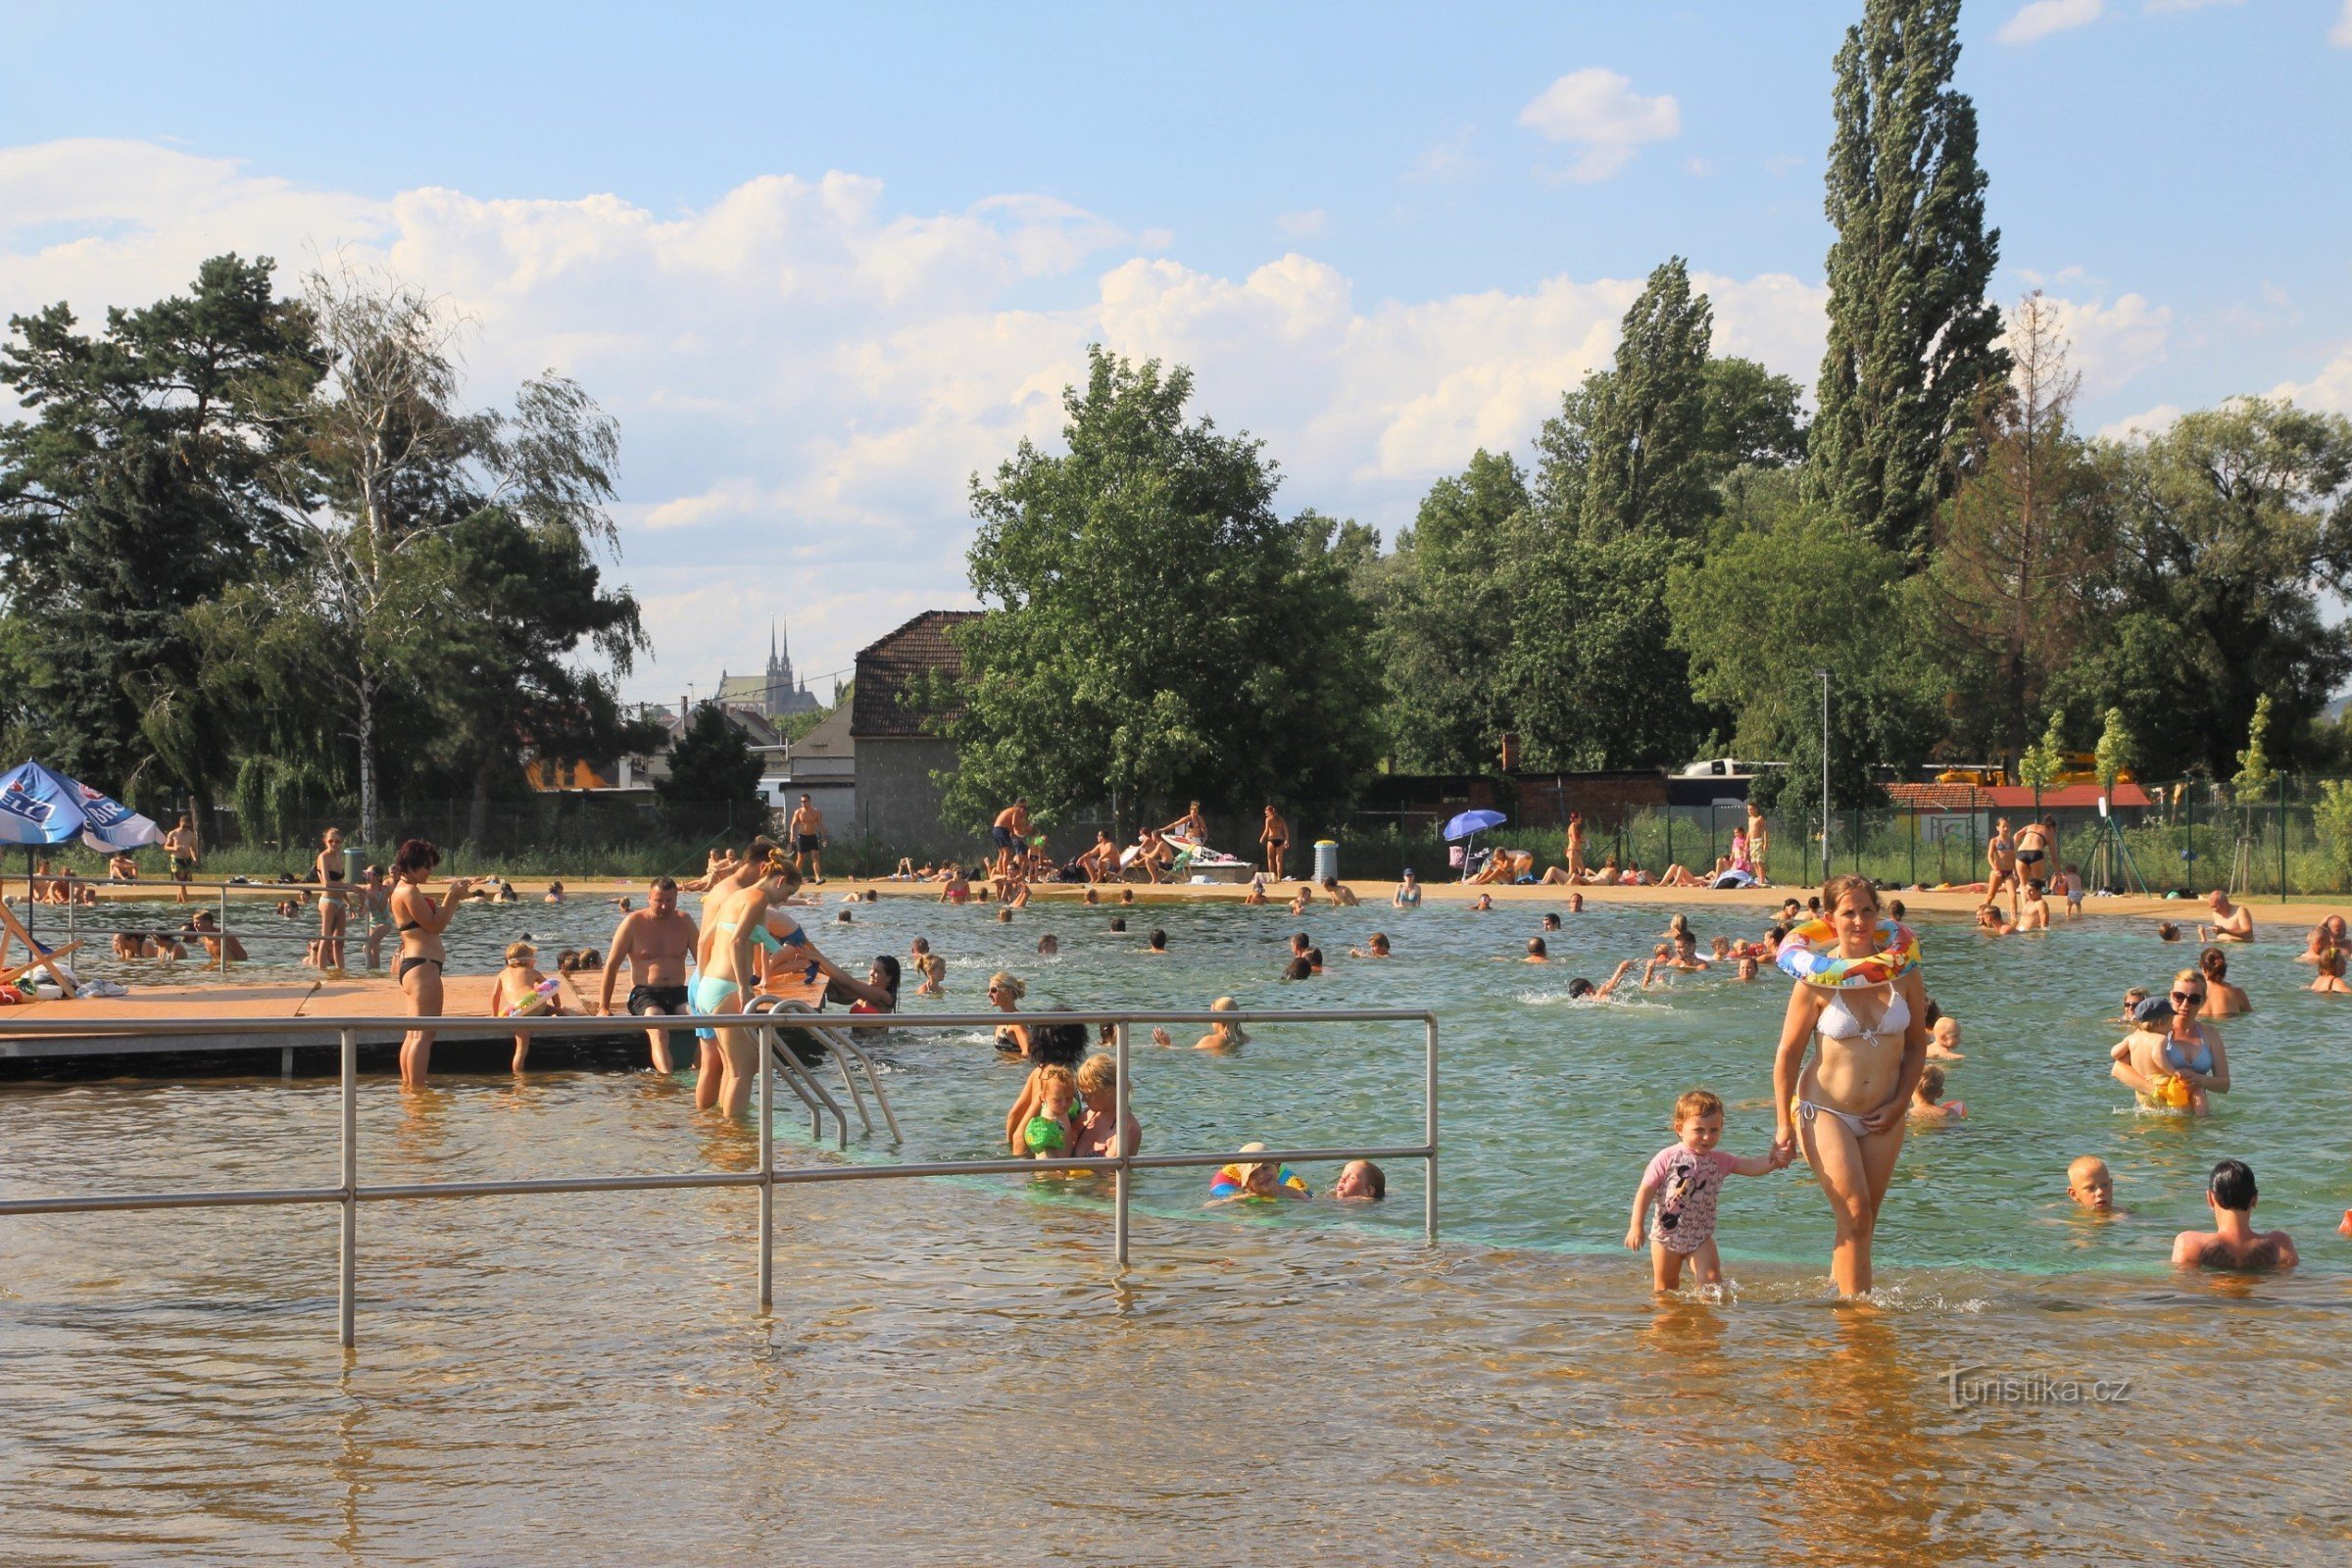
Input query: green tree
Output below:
<box><xmin>1506</xmin><ymin>259</ymin><xmax>1727</xmax><ymax>767</ymax></box>
<box><xmin>1700</xmin><ymin>357</ymin><xmax>1809</xmax><ymax>478</ymax></box>
<box><xmin>1574</xmin><ymin>257</ymin><xmax>1716</xmax><ymax>543</ymax></box>
<box><xmin>0</xmin><ymin>254</ymin><xmax>320</xmax><ymax>801</ymax></box>
<box><xmin>2232</xmin><ymin>693</ymin><xmax>2277</xmax><ymax>802</ymax></box>
<box><xmin>946</xmin><ymin>347</ymin><xmax>1378</xmax><ymax>830</ymax></box>
<box><xmin>656</xmin><ymin>704</ymin><xmax>764</xmax><ymax>826</ymax></box>
<box><xmin>2018</xmin><ymin>708</ymin><xmax>2066</xmax><ymax>815</ymax></box>
<box><xmin>1369</xmin><ymin>450</ymin><xmax>1528</xmax><ymax>771</ymax></box>
<box><xmin>2094</xmin><ymin>707</ymin><xmax>2134</xmax><ymax>795</ymax></box>
<box><xmin>2059</xmin><ymin>398</ymin><xmax>2352</xmax><ymax>778</ymax></box>
<box><xmin>1807</xmin><ymin>0</ymin><xmax>2009</xmax><ymax>561</ymax></box>
<box><xmin>1929</xmin><ymin>292</ymin><xmax>2110</xmax><ymax>768</ymax></box>
<box><xmin>433</xmin><ymin>506</ymin><xmax>658</xmax><ymax>843</ymax></box>
<box><xmin>1666</xmin><ymin>508</ymin><xmax>1936</xmax><ymax>811</ymax></box>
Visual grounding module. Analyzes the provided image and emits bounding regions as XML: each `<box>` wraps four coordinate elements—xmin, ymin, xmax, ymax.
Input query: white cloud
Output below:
<box><xmin>2098</xmin><ymin>403</ymin><xmax>2182</xmax><ymax>441</ymax></box>
<box><xmin>2271</xmin><ymin>344</ymin><xmax>2352</xmax><ymax>415</ymax></box>
<box><xmin>2144</xmin><ymin>0</ymin><xmax>2244</xmax><ymax>13</ymax></box>
<box><xmin>1517</xmin><ymin>70</ymin><xmax>1680</xmax><ymax>182</ymax></box>
<box><xmin>1</xmin><ymin>137</ymin><xmax>1833</xmax><ymax>704</ymax></box>
<box><xmin>1404</xmin><ymin>126</ymin><xmax>1478</xmax><ymax>185</ymax></box>
<box><xmin>2333</xmin><ymin>0</ymin><xmax>2352</xmax><ymax>46</ymax></box>
<box><xmin>1275</xmin><ymin>208</ymin><xmax>1329</xmax><ymax>239</ymax></box>
<box><xmin>1997</xmin><ymin>0</ymin><xmax>2105</xmax><ymax>44</ymax></box>
<box><xmin>2023</xmin><ymin>291</ymin><xmax>2174</xmax><ymax>397</ymax></box>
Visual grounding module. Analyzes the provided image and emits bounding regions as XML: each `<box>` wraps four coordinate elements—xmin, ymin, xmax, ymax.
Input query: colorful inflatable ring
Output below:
<box><xmin>1776</xmin><ymin>917</ymin><xmax>1920</xmax><ymax>988</ymax></box>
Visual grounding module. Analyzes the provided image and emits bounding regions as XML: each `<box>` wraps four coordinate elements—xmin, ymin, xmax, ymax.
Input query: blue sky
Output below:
<box><xmin>4</xmin><ymin>0</ymin><xmax>2349</xmax><ymax>703</ymax></box>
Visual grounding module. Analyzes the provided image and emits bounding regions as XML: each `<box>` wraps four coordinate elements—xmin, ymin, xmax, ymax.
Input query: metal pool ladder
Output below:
<box><xmin>742</xmin><ymin>995</ymin><xmax>902</xmax><ymax>1147</ymax></box>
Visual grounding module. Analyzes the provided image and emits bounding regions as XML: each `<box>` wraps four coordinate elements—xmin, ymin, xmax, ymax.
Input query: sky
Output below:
<box><xmin>4</xmin><ymin>0</ymin><xmax>2350</xmax><ymax>708</ymax></box>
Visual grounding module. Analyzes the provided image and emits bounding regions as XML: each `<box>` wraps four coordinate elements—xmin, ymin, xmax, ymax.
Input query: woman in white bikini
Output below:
<box><xmin>1771</xmin><ymin>874</ymin><xmax>1931</xmax><ymax>1297</ymax></box>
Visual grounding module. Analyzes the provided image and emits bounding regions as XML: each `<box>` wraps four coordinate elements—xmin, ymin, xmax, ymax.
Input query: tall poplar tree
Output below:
<box><xmin>1806</xmin><ymin>0</ymin><xmax>2008</xmax><ymax>562</ymax></box>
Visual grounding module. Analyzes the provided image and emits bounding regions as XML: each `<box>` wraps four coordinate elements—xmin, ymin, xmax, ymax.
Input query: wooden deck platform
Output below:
<box><xmin>0</xmin><ymin>969</ymin><xmax>832</xmax><ymax>1076</ymax></box>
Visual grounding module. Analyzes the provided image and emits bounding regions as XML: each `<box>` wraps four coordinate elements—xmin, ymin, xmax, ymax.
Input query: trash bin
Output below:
<box><xmin>344</xmin><ymin>847</ymin><xmax>365</xmax><ymax>884</ymax></box>
<box><xmin>1312</xmin><ymin>840</ymin><xmax>1339</xmax><ymax>882</ymax></box>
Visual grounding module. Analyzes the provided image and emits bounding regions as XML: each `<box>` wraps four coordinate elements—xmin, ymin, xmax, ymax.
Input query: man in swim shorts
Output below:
<box><xmin>2172</xmin><ymin>1159</ymin><xmax>2297</xmax><ymax>1270</ymax></box>
<box><xmin>992</xmin><ymin>799</ymin><xmax>1031</xmax><ymax>884</ymax></box>
<box><xmin>790</xmin><ymin>794</ymin><xmax>827</xmax><ymax>884</ymax></box>
<box><xmin>598</xmin><ymin>875</ymin><xmax>700</xmax><ymax>1073</ymax></box>
<box><xmin>163</xmin><ymin>814</ymin><xmax>200</xmax><ymax>903</ymax></box>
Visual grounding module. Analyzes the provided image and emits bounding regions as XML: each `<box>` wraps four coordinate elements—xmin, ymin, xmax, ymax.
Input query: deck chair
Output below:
<box><xmin>0</xmin><ymin>903</ymin><xmax>80</xmax><ymax>996</ymax></box>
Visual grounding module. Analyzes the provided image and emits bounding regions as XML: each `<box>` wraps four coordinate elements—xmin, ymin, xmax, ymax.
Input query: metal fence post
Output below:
<box><xmin>1113</xmin><ymin>1021</ymin><xmax>1132</xmax><ymax>1267</ymax></box>
<box><xmin>2280</xmin><ymin>773</ymin><xmax>2290</xmax><ymax>902</ymax></box>
<box><xmin>218</xmin><ymin>884</ymin><xmax>230</xmax><ymax>976</ymax></box>
<box><xmin>1423</xmin><ymin>1015</ymin><xmax>1439</xmax><ymax>1244</ymax></box>
<box><xmin>759</xmin><ymin>1026</ymin><xmax>775</xmax><ymax>1313</ymax></box>
<box><xmin>338</xmin><ymin>1027</ymin><xmax>357</xmax><ymax>1350</ymax></box>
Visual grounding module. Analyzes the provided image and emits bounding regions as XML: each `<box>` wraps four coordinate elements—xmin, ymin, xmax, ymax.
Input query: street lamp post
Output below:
<box><xmin>1815</xmin><ymin>668</ymin><xmax>1832</xmax><ymax>883</ymax></box>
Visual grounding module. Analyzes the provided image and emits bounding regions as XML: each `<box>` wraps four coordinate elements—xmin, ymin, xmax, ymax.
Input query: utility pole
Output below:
<box><xmin>1816</xmin><ymin>668</ymin><xmax>1833</xmax><ymax>883</ymax></box>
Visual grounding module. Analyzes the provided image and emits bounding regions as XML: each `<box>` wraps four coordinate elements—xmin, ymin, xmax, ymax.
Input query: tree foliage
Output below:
<box><xmin>1807</xmin><ymin>0</ymin><xmax>2008</xmax><ymax>561</ymax></box>
<box><xmin>655</xmin><ymin>703</ymin><xmax>764</xmax><ymax>822</ymax></box>
<box><xmin>945</xmin><ymin>347</ymin><xmax>1379</xmax><ymax>830</ymax></box>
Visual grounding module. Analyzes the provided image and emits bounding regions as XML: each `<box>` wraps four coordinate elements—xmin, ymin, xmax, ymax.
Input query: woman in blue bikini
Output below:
<box><xmin>1771</xmin><ymin>874</ymin><xmax>1931</xmax><ymax>1297</ymax></box>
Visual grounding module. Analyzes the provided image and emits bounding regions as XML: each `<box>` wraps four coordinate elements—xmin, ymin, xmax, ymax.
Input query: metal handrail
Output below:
<box><xmin>0</xmin><ymin>1006</ymin><xmax>1437</xmax><ymax>1348</ymax></box>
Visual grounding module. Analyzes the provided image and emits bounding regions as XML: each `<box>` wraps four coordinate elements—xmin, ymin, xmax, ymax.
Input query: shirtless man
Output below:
<box><xmin>163</xmin><ymin>814</ymin><xmax>200</xmax><ymax>903</ymax></box>
<box><xmin>598</xmin><ymin>875</ymin><xmax>700</xmax><ymax>1073</ymax></box>
<box><xmin>790</xmin><ymin>794</ymin><xmax>827</xmax><ymax>884</ymax></box>
<box><xmin>2199</xmin><ymin>888</ymin><xmax>2254</xmax><ymax>944</ymax></box>
<box><xmin>2172</xmin><ymin>1159</ymin><xmax>2297</xmax><ymax>1271</ymax></box>
<box><xmin>1984</xmin><ymin>817</ymin><xmax>2018</xmax><ymax>914</ymax></box>
<box><xmin>1260</xmin><ymin>804</ymin><xmax>1290</xmax><ymax>880</ymax></box>
<box><xmin>991</xmin><ymin>800</ymin><xmax>1031</xmax><ymax>884</ymax></box>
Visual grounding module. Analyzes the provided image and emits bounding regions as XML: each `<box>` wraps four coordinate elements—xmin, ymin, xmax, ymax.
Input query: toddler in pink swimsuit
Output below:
<box><xmin>1626</xmin><ymin>1088</ymin><xmax>1793</xmax><ymax>1291</ymax></box>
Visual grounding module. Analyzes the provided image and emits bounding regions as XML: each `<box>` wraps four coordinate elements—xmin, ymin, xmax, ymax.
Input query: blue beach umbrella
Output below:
<box><xmin>1441</xmin><ymin>808</ymin><xmax>1507</xmax><ymax>841</ymax></box>
<box><xmin>0</xmin><ymin>760</ymin><xmax>164</xmax><ymax>851</ymax></box>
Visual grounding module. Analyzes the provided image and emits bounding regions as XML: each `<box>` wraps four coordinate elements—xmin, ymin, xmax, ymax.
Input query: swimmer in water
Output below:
<box><xmin>1625</xmin><ymin>1088</ymin><xmax>1791</xmax><ymax>1291</ymax></box>
<box><xmin>1567</xmin><ymin>958</ymin><xmax>1640</xmax><ymax>1000</ymax></box>
<box><xmin>2198</xmin><ymin>947</ymin><xmax>2252</xmax><ymax>1016</ymax></box>
<box><xmin>1525</xmin><ymin>938</ymin><xmax>1549</xmax><ymax>963</ymax></box>
<box><xmin>1471</xmin><ymin>893</ymin><xmax>1494</xmax><ymax>911</ymax></box>
<box><xmin>1926</xmin><ymin>1015</ymin><xmax>1965</xmax><ymax>1061</ymax></box>
<box><xmin>1348</xmin><ymin>933</ymin><xmax>1392</xmax><ymax>958</ymax></box>
<box><xmin>2067</xmin><ymin>1155</ymin><xmax>2120</xmax><ymax>1215</ymax></box>
<box><xmin>1908</xmin><ymin>1063</ymin><xmax>1964</xmax><ymax>1123</ymax></box>
<box><xmin>1332</xmin><ymin>1159</ymin><xmax>1386</xmax><ymax>1200</ymax></box>
<box><xmin>2172</xmin><ymin>1159</ymin><xmax>2297</xmax><ymax>1271</ymax></box>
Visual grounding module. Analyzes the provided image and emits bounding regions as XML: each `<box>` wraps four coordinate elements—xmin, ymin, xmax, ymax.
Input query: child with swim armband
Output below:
<box><xmin>1625</xmin><ymin>1090</ymin><xmax>1790</xmax><ymax>1291</ymax></box>
<box><xmin>1208</xmin><ymin>1142</ymin><xmax>1311</xmax><ymax>1202</ymax></box>
<box><xmin>1909</xmin><ymin>1063</ymin><xmax>1964</xmax><ymax>1123</ymax></box>
<box><xmin>490</xmin><ymin>941</ymin><xmax>564</xmax><ymax>1074</ymax></box>
<box><xmin>1016</xmin><ymin>1064</ymin><xmax>1080</xmax><ymax>1159</ymax></box>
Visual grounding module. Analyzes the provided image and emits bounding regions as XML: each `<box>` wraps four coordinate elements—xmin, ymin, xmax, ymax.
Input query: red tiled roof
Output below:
<box><xmin>1887</xmin><ymin>782</ymin><xmax>2152</xmax><ymax>809</ymax></box>
<box><xmin>851</xmin><ymin>610</ymin><xmax>982</xmax><ymax>739</ymax></box>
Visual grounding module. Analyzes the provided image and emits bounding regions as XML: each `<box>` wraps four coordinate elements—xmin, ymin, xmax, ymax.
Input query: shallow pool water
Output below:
<box><xmin>8</xmin><ymin>889</ymin><xmax>2350</xmax><ymax>1563</ymax></box>
<box><xmin>47</xmin><ymin>888</ymin><xmax>2352</xmax><ymax>1275</ymax></box>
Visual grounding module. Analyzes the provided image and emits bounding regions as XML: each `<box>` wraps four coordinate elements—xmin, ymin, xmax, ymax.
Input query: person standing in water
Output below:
<box><xmin>1984</xmin><ymin>818</ymin><xmax>2018</xmax><ymax>914</ymax></box>
<box><xmin>313</xmin><ymin>827</ymin><xmax>351</xmax><ymax>976</ymax></box>
<box><xmin>1772</xmin><ymin>875</ymin><xmax>1931</xmax><ymax>1297</ymax></box>
<box><xmin>2199</xmin><ymin>888</ymin><xmax>2254</xmax><ymax>944</ymax></box>
<box><xmin>692</xmin><ymin>850</ymin><xmax>802</xmax><ymax>1118</ymax></box>
<box><xmin>597</xmin><ymin>875</ymin><xmax>700</xmax><ymax>1073</ymax></box>
<box><xmin>389</xmin><ymin>839</ymin><xmax>471</xmax><ymax>1089</ymax></box>
<box><xmin>1260</xmin><ymin>804</ymin><xmax>1290</xmax><ymax>879</ymax></box>
<box><xmin>991</xmin><ymin>799</ymin><xmax>1031</xmax><ymax>885</ymax></box>
<box><xmin>790</xmin><ymin>793</ymin><xmax>827</xmax><ymax>884</ymax></box>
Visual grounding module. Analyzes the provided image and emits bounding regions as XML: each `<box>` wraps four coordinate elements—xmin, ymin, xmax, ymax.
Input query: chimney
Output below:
<box><xmin>1499</xmin><ymin>732</ymin><xmax>1521</xmax><ymax>772</ymax></box>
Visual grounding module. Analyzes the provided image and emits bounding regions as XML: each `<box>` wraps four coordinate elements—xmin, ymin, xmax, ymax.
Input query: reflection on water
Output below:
<box><xmin>6</xmin><ymin>893</ymin><xmax>2352</xmax><ymax>1561</ymax></box>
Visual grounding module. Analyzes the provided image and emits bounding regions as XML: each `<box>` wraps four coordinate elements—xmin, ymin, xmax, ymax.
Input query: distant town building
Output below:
<box><xmin>850</xmin><ymin>610</ymin><xmax>979</xmax><ymax>858</ymax></box>
<box><xmin>714</xmin><ymin>620</ymin><xmax>820</xmax><ymax>720</ymax></box>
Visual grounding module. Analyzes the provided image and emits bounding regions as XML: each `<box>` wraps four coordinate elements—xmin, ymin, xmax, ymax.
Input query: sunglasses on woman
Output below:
<box><xmin>2171</xmin><ymin>990</ymin><xmax>2204</xmax><ymax>1005</ymax></box>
